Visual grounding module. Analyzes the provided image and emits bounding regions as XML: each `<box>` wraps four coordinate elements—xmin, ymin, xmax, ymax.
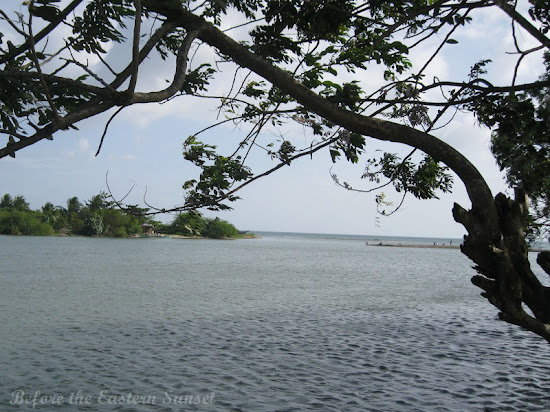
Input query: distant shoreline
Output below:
<box><xmin>139</xmin><ymin>233</ymin><xmax>259</xmax><ymax>240</ymax></box>
<box><xmin>366</xmin><ymin>242</ymin><xmax>459</xmax><ymax>249</ymax></box>
<box><xmin>366</xmin><ymin>242</ymin><xmax>546</xmax><ymax>253</ymax></box>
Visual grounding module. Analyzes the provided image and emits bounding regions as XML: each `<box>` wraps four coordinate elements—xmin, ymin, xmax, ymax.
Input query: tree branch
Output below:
<box><xmin>96</xmin><ymin>106</ymin><xmax>126</xmax><ymax>156</ymax></box>
<box><xmin>0</xmin><ymin>70</ymin><xmax>113</xmax><ymax>95</ymax></box>
<box><xmin>28</xmin><ymin>2</ymin><xmax>60</xmax><ymax>123</ymax></box>
<box><xmin>130</xmin><ymin>29</ymin><xmax>200</xmax><ymax>103</ymax></box>
<box><xmin>0</xmin><ymin>0</ymin><xmax>85</xmax><ymax>64</ymax></box>
<box><xmin>110</xmin><ymin>22</ymin><xmax>178</xmax><ymax>90</ymax></box>
<box><xmin>494</xmin><ymin>0</ymin><xmax>550</xmax><ymax>49</ymax></box>
<box><xmin>128</xmin><ymin>0</ymin><xmax>142</xmax><ymax>94</ymax></box>
<box><xmin>0</xmin><ymin>99</ymin><xmax>117</xmax><ymax>159</ymax></box>
<box><xmin>174</xmin><ymin>11</ymin><xmax>497</xmax><ymax>228</ymax></box>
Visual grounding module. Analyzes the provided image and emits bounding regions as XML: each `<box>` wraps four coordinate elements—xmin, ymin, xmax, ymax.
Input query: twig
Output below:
<box><xmin>0</xmin><ymin>10</ymin><xmax>27</xmax><ymax>37</ymax></box>
<box><xmin>0</xmin><ymin>0</ymin><xmax>84</xmax><ymax>64</ymax></box>
<box><xmin>494</xmin><ymin>0</ymin><xmax>550</xmax><ymax>49</ymax></box>
<box><xmin>96</xmin><ymin>106</ymin><xmax>126</xmax><ymax>156</ymax></box>
<box><xmin>64</xmin><ymin>47</ymin><xmax>116</xmax><ymax>91</ymax></box>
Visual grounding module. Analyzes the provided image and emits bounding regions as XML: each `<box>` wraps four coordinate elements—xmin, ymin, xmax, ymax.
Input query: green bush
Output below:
<box><xmin>154</xmin><ymin>222</ymin><xmax>171</xmax><ymax>234</ymax></box>
<box><xmin>112</xmin><ymin>226</ymin><xmax>128</xmax><ymax>238</ymax></box>
<box><xmin>201</xmin><ymin>217</ymin><xmax>238</xmax><ymax>239</ymax></box>
<box><xmin>170</xmin><ymin>212</ymin><xmax>206</xmax><ymax>236</ymax></box>
<box><xmin>81</xmin><ymin>213</ymin><xmax>104</xmax><ymax>236</ymax></box>
<box><xmin>125</xmin><ymin>219</ymin><xmax>143</xmax><ymax>235</ymax></box>
<box><xmin>0</xmin><ymin>210</ymin><xmax>53</xmax><ymax>236</ymax></box>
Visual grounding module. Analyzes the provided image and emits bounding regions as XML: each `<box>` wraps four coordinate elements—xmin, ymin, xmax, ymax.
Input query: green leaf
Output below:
<box><xmin>304</xmin><ymin>53</ymin><xmax>317</xmax><ymax>66</ymax></box>
<box><xmin>30</xmin><ymin>5</ymin><xmax>60</xmax><ymax>22</ymax></box>
<box><xmin>322</xmin><ymin>80</ymin><xmax>342</xmax><ymax>91</ymax></box>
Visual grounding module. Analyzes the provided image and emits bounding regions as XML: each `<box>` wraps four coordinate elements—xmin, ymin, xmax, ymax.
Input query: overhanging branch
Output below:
<box><xmin>173</xmin><ymin>10</ymin><xmax>497</xmax><ymax>224</ymax></box>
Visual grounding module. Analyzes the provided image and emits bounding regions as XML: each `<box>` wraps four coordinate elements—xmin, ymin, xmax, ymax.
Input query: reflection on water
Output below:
<box><xmin>1</xmin><ymin>235</ymin><xmax>549</xmax><ymax>411</ymax></box>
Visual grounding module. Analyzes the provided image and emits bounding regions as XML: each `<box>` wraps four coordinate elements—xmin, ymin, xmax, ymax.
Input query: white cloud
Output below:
<box><xmin>61</xmin><ymin>150</ymin><xmax>76</xmax><ymax>158</ymax></box>
<box><xmin>78</xmin><ymin>137</ymin><xmax>90</xmax><ymax>152</ymax></box>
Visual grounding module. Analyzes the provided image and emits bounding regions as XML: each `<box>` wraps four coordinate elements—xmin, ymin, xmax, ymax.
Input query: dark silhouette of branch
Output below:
<box><xmin>128</xmin><ymin>0</ymin><xmax>142</xmax><ymax>94</ymax></box>
<box><xmin>494</xmin><ymin>0</ymin><xmax>550</xmax><ymax>49</ymax></box>
<box><xmin>27</xmin><ymin>5</ymin><xmax>60</xmax><ymax>123</ymax></box>
<box><xmin>0</xmin><ymin>0</ymin><xmax>85</xmax><ymax>64</ymax></box>
<box><xmin>96</xmin><ymin>106</ymin><xmax>126</xmax><ymax>156</ymax></box>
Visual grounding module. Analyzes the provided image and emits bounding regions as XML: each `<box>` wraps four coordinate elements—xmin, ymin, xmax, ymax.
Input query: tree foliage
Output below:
<box><xmin>468</xmin><ymin>53</ymin><xmax>550</xmax><ymax>242</ymax></box>
<box><xmin>0</xmin><ymin>192</ymin><xmax>152</xmax><ymax>237</ymax></box>
<box><xmin>164</xmin><ymin>211</ymin><xmax>239</xmax><ymax>238</ymax></box>
<box><xmin>169</xmin><ymin>211</ymin><xmax>206</xmax><ymax>236</ymax></box>
<box><xmin>202</xmin><ymin>217</ymin><xmax>239</xmax><ymax>239</ymax></box>
<box><xmin>0</xmin><ymin>192</ymin><xmax>241</xmax><ymax>238</ymax></box>
<box><xmin>0</xmin><ymin>209</ymin><xmax>54</xmax><ymax>236</ymax></box>
<box><xmin>1</xmin><ymin>1</ymin><xmax>550</xmax><ymax>340</ymax></box>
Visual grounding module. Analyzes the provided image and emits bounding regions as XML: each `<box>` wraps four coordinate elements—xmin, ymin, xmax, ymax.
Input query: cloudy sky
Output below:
<box><xmin>0</xmin><ymin>2</ymin><xmax>544</xmax><ymax>237</ymax></box>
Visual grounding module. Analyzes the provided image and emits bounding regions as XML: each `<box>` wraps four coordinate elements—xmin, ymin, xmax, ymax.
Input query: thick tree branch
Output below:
<box><xmin>0</xmin><ymin>99</ymin><xmax>117</xmax><ymax>159</ymax></box>
<box><xmin>538</xmin><ymin>252</ymin><xmax>550</xmax><ymax>276</ymax></box>
<box><xmin>130</xmin><ymin>29</ymin><xmax>200</xmax><ymax>103</ymax></box>
<box><xmin>0</xmin><ymin>70</ymin><xmax>110</xmax><ymax>95</ymax></box>
<box><xmin>128</xmin><ymin>0</ymin><xmax>142</xmax><ymax>94</ymax></box>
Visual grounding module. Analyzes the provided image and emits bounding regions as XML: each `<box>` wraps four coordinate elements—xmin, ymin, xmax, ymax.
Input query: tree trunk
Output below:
<box><xmin>454</xmin><ymin>189</ymin><xmax>550</xmax><ymax>341</ymax></box>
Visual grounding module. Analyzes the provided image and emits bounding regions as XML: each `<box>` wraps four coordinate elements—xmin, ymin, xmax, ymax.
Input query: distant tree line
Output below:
<box><xmin>0</xmin><ymin>193</ymin><xmax>240</xmax><ymax>238</ymax></box>
<box><xmin>0</xmin><ymin>192</ymin><xmax>152</xmax><ymax>237</ymax></box>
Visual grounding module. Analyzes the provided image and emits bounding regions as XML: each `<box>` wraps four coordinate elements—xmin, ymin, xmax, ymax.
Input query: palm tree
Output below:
<box><xmin>12</xmin><ymin>195</ymin><xmax>29</xmax><ymax>211</ymax></box>
<box><xmin>0</xmin><ymin>194</ymin><xmax>12</xmax><ymax>209</ymax></box>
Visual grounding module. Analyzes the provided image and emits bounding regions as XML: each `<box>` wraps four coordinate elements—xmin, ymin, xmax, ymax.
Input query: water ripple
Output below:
<box><xmin>2</xmin><ymin>236</ymin><xmax>550</xmax><ymax>411</ymax></box>
<box><xmin>2</xmin><ymin>305</ymin><xmax>550</xmax><ymax>411</ymax></box>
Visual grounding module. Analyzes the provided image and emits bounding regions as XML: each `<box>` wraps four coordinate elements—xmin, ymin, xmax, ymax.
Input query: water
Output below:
<box><xmin>1</xmin><ymin>234</ymin><xmax>549</xmax><ymax>411</ymax></box>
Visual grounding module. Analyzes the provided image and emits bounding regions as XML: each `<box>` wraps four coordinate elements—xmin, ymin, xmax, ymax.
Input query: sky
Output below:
<box><xmin>0</xmin><ymin>2</ymin><xmax>545</xmax><ymax>238</ymax></box>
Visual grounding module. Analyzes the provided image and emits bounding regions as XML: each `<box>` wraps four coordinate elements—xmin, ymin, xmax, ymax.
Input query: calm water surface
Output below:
<box><xmin>0</xmin><ymin>234</ymin><xmax>549</xmax><ymax>411</ymax></box>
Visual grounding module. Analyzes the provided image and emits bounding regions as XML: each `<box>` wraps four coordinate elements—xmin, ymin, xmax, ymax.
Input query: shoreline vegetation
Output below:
<box><xmin>139</xmin><ymin>233</ymin><xmax>259</xmax><ymax>240</ymax></box>
<box><xmin>0</xmin><ymin>192</ymin><xmax>251</xmax><ymax>240</ymax></box>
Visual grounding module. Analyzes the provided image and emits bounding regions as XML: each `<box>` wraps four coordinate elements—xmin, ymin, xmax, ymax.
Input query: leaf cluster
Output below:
<box><xmin>364</xmin><ymin>153</ymin><xmax>453</xmax><ymax>200</ymax></box>
<box><xmin>468</xmin><ymin>54</ymin><xmax>550</xmax><ymax>239</ymax></box>
<box><xmin>182</xmin><ymin>136</ymin><xmax>253</xmax><ymax>210</ymax></box>
<box><xmin>69</xmin><ymin>0</ymin><xmax>135</xmax><ymax>54</ymax></box>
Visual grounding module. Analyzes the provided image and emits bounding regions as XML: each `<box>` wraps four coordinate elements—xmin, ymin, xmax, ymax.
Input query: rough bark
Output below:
<box><xmin>454</xmin><ymin>189</ymin><xmax>550</xmax><ymax>341</ymax></box>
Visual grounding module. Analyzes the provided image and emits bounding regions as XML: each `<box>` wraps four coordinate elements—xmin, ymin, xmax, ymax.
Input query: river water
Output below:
<box><xmin>0</xmin><ymin>234</ymin><xmax>549</xmax><ymax>411</ymax></box>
